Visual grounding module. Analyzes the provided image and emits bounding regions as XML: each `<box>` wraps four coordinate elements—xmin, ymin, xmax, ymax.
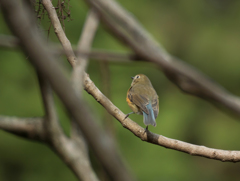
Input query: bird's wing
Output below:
<box><xmin>129</xmin><ymin>85</ymin><xmax>150</xmax><ymax>114</ymax></box>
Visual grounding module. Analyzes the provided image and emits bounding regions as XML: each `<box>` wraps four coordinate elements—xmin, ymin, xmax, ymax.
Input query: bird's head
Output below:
<box><xmin>131</xmin><ymin>74</ymin><xmax>152</xmax><ymax>86</ymax></box>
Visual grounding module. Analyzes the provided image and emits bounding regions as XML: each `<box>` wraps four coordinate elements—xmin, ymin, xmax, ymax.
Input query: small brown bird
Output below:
<box><xmin>125</xmin><ymin>74</ymin><xmax>159</xmax><ymax>129</ymax></box>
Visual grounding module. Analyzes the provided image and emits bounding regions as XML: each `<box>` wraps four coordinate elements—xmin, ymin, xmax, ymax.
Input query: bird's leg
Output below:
<box><xmin>123</xmin><ymin>112</ymin><xmax>134</xmax><ymax>121</ymax></box>
<box><xmin>144</xmin><ymin>126</ymin><xmax>148</xmax><ymax>133</ymax></box>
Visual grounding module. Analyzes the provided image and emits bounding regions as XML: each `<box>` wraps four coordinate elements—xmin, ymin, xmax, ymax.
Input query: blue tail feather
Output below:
<box><xmin>143</xmin><ymin>103</ymin><xmax>156</xmax><ymax>127</ymax></box>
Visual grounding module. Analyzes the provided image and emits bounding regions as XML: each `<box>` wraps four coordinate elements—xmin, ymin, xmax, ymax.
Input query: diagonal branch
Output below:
<box><xmin>83</xmin><ymin>76</ymin><xmax>240</xmax><ymax>162</ymax></box>
<box><xmin>84</xmin><ymin>0</ymin><xmax>240</xmax><ymax>117</ymax></box>
<box><xmin>41</xmin><ymin>0</ymin><xmax>76</xmax><ymax>66</ymax></box>
<box><xmin>38</xmin><ymin>73</ymin><xmax>67</xmax><ymax>143</ymax></box>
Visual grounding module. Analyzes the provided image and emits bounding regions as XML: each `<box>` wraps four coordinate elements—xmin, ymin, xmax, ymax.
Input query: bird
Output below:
<box><xmin>125</xmin><ymin>74</ymin><xmax>159</xmax><ymax>130</ymax></box>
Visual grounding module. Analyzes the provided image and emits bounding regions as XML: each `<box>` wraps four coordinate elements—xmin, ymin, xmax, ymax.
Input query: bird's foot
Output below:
<box><xmin>123</xmin><ymin>114</ymin><xmax>129</xmax><ymax>121</ymax></box>
<box><xmin>123</xmin><ymin>112</ymin><xmax>134</xmax><ymax>121</ymax></box>
<box><xmin>144</xmin><ymin>126</ymin><xmax>148</xmax><ymax>133</ymax></box>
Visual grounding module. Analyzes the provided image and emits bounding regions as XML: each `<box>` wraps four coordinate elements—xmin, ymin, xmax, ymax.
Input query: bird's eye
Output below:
<box><xmin>136</xmin><ymin>75</ymin><xmax>140</xmax><ymax>79</ymax></box>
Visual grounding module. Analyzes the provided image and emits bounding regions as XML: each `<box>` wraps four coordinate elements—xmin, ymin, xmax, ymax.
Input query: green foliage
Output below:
<box><xmin>1</xmin><ymin>0</ymin><xmax>240</xmax><ymax>181</ymax></box>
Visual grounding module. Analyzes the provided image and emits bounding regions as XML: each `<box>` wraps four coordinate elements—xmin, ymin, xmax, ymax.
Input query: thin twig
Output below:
<box><xmin>38</xmin><ymin>74</ymin><xmax>65</xmax><ymax>141</ymax></box>
<box><xmin>42</xmin><ymin>0</ymin><xmax>76</xmax><ymax>66</ymax></box>
<box><xmin>70</xmin><ymin>8</ymin><xmax>99</xmax><ymax>166</ymax></box>
<box><xmin>0</xmin><ymin>35</ymin><xmax>140</xmax><ymax>61</ymax></box>
<box><xmin>72</xmin><ymin>8</ymin><xmax>99</xmax><ymax>95</ymax></box>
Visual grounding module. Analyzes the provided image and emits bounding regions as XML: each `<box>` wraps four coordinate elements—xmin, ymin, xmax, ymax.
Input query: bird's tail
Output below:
<box><xmin>143</xmin><ymin>103</ymin><xmax>157</xmax><ymax>127</ymax></box>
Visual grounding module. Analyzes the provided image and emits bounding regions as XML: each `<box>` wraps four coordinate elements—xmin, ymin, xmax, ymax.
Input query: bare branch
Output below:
<box><xmin>72</xmin><ymin>8</ymin><xmax>99</xmax><ymax>95</ymax></box>
<box><xmin>38</xmin><ymin>74</ymin><xmax>65</xmax><ymax>141</ymax></box>
<box><xmin>83</xmin><ymin>76</ymin><xmax>240</xmax><ymax>162</ymax></box>
<box><xmin>0</xmin><ymin>34</ymin><xmax>20</xmax><ymax>48</ymax></box>
<box><xmin>41</xmin><ymin>0</ymin><xmax>76</xmax><ymax>66</ymax></box>
<box><xmin>70</xmin><ymin>8</ymin><xmax>99</xmax><ymax>164</ymax></box>
<box><xmin>0</xmin><ymin>1</ymin><xmax>135</xmax><ymax>181</ymax></box>
<box><xmin>39</xmin><ymin>74</ymin><xmax>99</xmax><ymax>181</ymax></box>
<box><xmin>0</xmin><ymin>35</ymin><xmax>140</xmax><ymax>62</ymax></box>
<box><xmin>84</xmin><ymin>0</ymin><xmax>240</xmax><ymax>117</ymax></box>
<box><xmin>0</xmin><ymin>116</ymin><xmax>46</xmax><ymax>141</ymax></box>
<box><xmin>88</xmin><ymin>49</ymin><xmax>141</xmax><ymax>62</ymax></box>
<box><xmin>70</xmin><ymin>8</ymin><xmax>100</xmax><ymax>175</ymax></box>
<box><xmin>0</xmin><ymin>34</ymin><xmax>140</xmax><ymax>62</ymax></box>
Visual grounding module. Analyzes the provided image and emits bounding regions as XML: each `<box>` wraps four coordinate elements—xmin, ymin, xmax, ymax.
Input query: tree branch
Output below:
<box><xmin>0</xmin><ymin>34</ymin><xmax>141</xmax><ymax>62</ymax></box>
<box><xmin>0</xmin><ymin>116</ymin><xmax>46</xmax><ymax>141</ymax></box>
<box><xmin>70</xmin><ymin>8</ymin><xmax>100</xmax><ymax>180</ymax></box>
<box><xmin>84</xmin><ymin>0</ymin><xmax>240</xmax><ymax>117</ymax></box>
<box><xmin>38</xmin><ymin>74</ymin><xmax>99</xmax><ymax>181</ymax></box>
<box><xmin>70</xmin><ymin>7</ymin><xmax>99</xmax><ymax>160</ymax></box>
<box><xmin>72</xmin><ymin>8</ymin><xmax>99</xmax><ymax>95</ymax></box>
<box><xmin>83</xmin><ymin>76</ymin><xmax>240</xmax><ymax>162</ymax></box>
<box><xmin>41</xmin><ymin>0</ymin><xmax>76</xmax><ymax>66</ymax></box>
<box><xmin>0</xmin><ymin>34</ymin><xmax>20</xmax><ymax>48</ymax></box>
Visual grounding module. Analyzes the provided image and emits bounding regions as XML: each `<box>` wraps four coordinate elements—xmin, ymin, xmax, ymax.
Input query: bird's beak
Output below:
<box><xmin>131</xmin><ymin>76</ymin><xmax>134</xmax><ymax>79</ymax></box>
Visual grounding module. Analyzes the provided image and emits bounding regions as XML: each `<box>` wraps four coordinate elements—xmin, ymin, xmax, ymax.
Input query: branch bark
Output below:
<box><xmin>83</xmin><ymin>76</ymin><xmax>240</xmax><ymax>162</ymax></box>
<box><xmin>72</xmin><ymin>8</ymin><xmax>99</xmax><ymax>95</ymax></box>
<box><xmin>0</xmin><ymin>116</ymin><xmax>46</xmax><ymax>141</ymax></box>
<box><xmin>0</xmin><ymin>34</ymin><xmax>20</xmax><ymax>48</ymax></box>
<box><xmin>0</xmin><ymin>34</ymin><xmax>140</xmax><ymax>62</ymax></box>
<box><xmin>41</xmin><ymin>0</ymin><xmax>77</xmax><ymax>66</ymax></box>
<box><xmin>38</xmin><ymin>74</ymin><xmax>99</xmax><ymax>181</ymax></box>
<box><xmin>70</xmin><ymin>9</ymin><xmax>99</xmax><ymax>180</ymax></box>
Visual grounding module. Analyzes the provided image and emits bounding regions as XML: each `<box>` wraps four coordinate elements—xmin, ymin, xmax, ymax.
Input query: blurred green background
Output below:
<box><xmin>1</xmin><ymin>0</ymin><xmax>240</xmax><ymax>181</ymax></box>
